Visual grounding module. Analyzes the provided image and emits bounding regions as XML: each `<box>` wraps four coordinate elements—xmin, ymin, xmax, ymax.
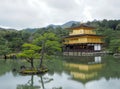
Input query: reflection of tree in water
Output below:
<box><xmin>38</xmin><ymin>75</ymin><xmax>62</xmax><ymax>89</ymax></box>
<box><xmin>0</xmin><ymin>59</ymin><xmax>29</xmax><ymax>77</ymax></box>
<box><xmin>45</xmin><ymin>59</ymin><xmax>64</xmax><ymax>75</ymax></box>
<box><xmin>0</xmin><ymin>59</ymin><xmax>63</xmax><ymax>89</ymax></box>
<box><xmin>17</xmin><ymin>75</ymin><xmax>40</xmax><ymax>89</ymax></box>
<box><xmin>0</xmin><ymin>60</ymin><xmax>10</xmax><ymax>76</ymax></box>
<box><xmin>0</xmin><ymin>59</ymin><xmax>20</xmax><ymax>76</ymax></box>
<box><xmin>17</xmin><ymin>74</ymin><xmax>54</xmax><ymax>89</ymax></box>
<box><xmin>101</xmin><ymin>56</ymin><xmax>120</xmax><ymax>80</ymax></box>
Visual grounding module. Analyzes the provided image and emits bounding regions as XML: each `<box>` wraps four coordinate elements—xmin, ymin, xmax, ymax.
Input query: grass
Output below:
<box><xmin>19</xmin><ymin>67</ymin><xmax>49</xmax><ymax>74</ymax></box>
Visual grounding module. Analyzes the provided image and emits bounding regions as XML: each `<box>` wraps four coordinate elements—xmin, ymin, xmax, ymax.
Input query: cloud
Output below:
<box><xmin>83</xmin><ymin>6</ymin><xmax>93</xmax><ymax>21</ymax></box>
<box><xmin>0</xmin><ymin>0</ymin><xmax>120</xmax><ymax>29</ymax></box>
<box><xmin>84</xmin><ymin>0</ymin><xmax>120</xmax><ymax>20</ymax></box>
<box><xmin>44</xmin><ymin>0</ymin><xmax>77</xmax><ymax>11</ymax></box>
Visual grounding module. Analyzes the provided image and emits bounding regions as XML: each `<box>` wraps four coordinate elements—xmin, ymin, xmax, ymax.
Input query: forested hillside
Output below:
<box><xmin>0</xmin><ymin>29</ymin><xmax>31</xmax><ymax>58</ymax></box>
<box><xmin>0</xmin><ymin>19</ymin><xmax>120</xmax><ymax>58</ymax></box>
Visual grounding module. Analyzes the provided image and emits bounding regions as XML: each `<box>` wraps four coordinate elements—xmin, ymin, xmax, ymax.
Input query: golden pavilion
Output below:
<box><xmin>63</xmin><ymin>24</ymin><xmax>103</xmax><ymax>56</ymax></box>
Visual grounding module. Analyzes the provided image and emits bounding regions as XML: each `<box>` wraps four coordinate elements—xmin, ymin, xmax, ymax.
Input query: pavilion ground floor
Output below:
<box><xmin>63</xmin><ymin>51</ymin><xmax>107</xmax><ymax>56</ymax></box>
<box><xmin>62</xmin><ymin>43</ymin><xmax>104</xmax><ymax>56</ymax></box>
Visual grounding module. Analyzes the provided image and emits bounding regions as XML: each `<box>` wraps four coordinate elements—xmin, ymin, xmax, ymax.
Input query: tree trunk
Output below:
<box><xmin>31</xmin><ymin>75</ymin><xmax>34</xmax><ymax>87</ymax></box>
<box><xmin>39</xmin><ymin>41</ymin><xmax>45</xmax><ymax>68</ymax></box>
<box><xmin>40</xmin><ymin>75</ymin><xmax>45</xmax><ymax>89</ymax></box>
<box><xmin>4</xmin><ymin>54</ymin><xmax>7</xmax><ymax>60</ymax></box>
<box><xmin>30</xmin><ymin>58</ymin><xmax>34</xmax><ymax>68</ymax></box>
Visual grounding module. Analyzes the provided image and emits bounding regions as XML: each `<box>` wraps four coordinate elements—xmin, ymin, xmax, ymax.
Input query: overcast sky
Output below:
<box><xmin>0</xmin><ymin>0</ymin><xmax>120</xmax><ymax>29</ymax></box>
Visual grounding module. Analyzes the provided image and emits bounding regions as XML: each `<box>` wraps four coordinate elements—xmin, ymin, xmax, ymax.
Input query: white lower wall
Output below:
<box><xmin>94</xmin><ymin>44</ymin><xmax>101</xmax><ymax>51</ymax></box>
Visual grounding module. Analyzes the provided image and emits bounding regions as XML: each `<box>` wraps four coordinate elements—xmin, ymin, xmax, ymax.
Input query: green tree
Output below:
<box><xmin>116</xmin><ymin>23</ymin><xmax>120</xmax><ymax>30</ymax></box>
<box><xmin>33</xmin><ymin>32</ymin><xmax>61</xmax><ymax>68</ymax></box>
<box><xmin>18</xmin><ymin>43</ymin><xmax>40</xmax><ymax>68</ymax></box>
<box><xmin>9</xmin><ymin>38</ymin><xmax>23</xmax><ymax>52</ymax></box>
<box><xmin>0</xmin><ymin>45</ymin><xmax>11</xmax><ymax>59</ymax></box>
<box><xmin>109</xmin><ymin>39</ymin><xmax>120</xmax><ymax>53</ymax></box>
<box><xmin>0</xmin><ymin>37</ymin><xmax>11</xmax><ymax>59</ymax></box>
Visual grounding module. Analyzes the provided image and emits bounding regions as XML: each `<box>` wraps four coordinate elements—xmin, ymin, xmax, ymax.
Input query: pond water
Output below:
<box><xmin>0</xmin><ymin>55</ymin><xmax>120</xmax><ymax>89</ymax></box>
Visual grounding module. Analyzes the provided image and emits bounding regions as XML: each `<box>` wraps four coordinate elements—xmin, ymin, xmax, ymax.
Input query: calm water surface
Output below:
<box><xmin>0</xmin><ymin>55</ymin><xmax>120</xmax><ymax>89</ymax></box>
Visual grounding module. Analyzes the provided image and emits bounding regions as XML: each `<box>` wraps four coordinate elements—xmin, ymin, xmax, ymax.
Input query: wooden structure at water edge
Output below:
<box><xmin>63</xmin><ymin>24</ymin><xmax>104</xmax><ymax>56</ymax></box>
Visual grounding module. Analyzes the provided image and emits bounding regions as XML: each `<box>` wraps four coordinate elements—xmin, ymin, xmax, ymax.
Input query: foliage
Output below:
<box><xmin>33</xmin><ymin>26</ymin><xmax>69</xmax><ymax>43</ymax></box>
<box><xmin>0</xmin><ymin>37</ymin><xmax>11</xmax><ymax>59</ymax></box>
<box><xmin>109</xmin><ymin>39</ymin><xmax>120</xmax><ymax>53</ymax></box>
<box><xmin>34</xmin><ymin>32</ymin><xmax>61</xmax><ymax>55</ymax></box>
<box><xmin>0</xmin><ymin>29</ymin><xmax>31</xmax><ymax>54</ymax></box>
<box><xmin>33</xmin><ymin>32</ymin><xmax>62</xmax><ymax>67</ymax></box>
<box><xmin>18</xmin><ymin>43</ymin><xmax>41</xmax><ymax>68</ymax></box>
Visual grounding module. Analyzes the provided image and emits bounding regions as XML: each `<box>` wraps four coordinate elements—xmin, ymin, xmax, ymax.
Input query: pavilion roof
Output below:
<box><xmin>66</xmin><ymin>24</ymin><xmax>95</xmax><ymax>30</ymax></box>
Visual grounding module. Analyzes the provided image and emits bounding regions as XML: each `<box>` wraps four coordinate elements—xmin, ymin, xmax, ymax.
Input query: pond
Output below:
<box><xmin>0</xmin><ymin>55</ymin><xmax>120</xmax><ymax>89</ymax></box>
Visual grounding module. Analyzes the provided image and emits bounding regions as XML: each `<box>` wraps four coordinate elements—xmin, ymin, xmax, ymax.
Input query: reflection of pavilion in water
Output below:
<box><xmin>64</xmin><ymin>56</ymin><xmax>105</xmax><ymax>83</ymax></box>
